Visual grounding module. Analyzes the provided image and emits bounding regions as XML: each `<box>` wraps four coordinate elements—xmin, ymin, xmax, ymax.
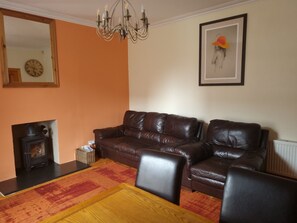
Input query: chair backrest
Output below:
<box><xmin>220</xmin><ymin>167</ymin><xmax>297</xmax><ymax>223</ymax></box>
<box><xmin>135</xmin><ymin>149</ymin><xmax>186</xmax><ymax>205</ymax></box>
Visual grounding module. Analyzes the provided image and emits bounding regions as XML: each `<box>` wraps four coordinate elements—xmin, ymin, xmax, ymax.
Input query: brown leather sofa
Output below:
<box><xmin>93</xmin><ymin>110</ymin><xmax>202</xmax><ymax>168</ymax></box>
<box><xmin>163</xmin><ymin>119</ymin><xmax>269</xmax><ymax>198</ymax></box>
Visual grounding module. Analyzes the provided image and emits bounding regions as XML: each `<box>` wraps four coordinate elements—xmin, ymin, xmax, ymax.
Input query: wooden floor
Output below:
<box><xmin>0</xmin><ymin>161</ymin><xmax>90</xmax><ymax>195</ymax></box>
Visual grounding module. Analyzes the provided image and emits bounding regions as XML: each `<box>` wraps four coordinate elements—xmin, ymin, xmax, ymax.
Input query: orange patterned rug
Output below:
<box><xmin>0</xmin><ymin>159</ymin><xmax>221</xmax><ymax>223</ymax></box>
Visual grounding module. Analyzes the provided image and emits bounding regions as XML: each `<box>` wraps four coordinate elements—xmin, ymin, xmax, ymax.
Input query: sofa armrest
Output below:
<box><xmin>162</xmin><ymin>142</ymin><xmax>212</xmax><ymax>179</ymax></box>
<box><xmin>160</xmin><ymin>138</ymin><xmax>199</xmax><ymax>153</ymax></box>
<box><xmin>230</xmin><ymin>148</ymin><xmax>267</xmax><ymax>171</ymax></box>
<box><xmin>93</xmin><ymin>125</ymin><xmax>124</xmax><ymax>140</ymax></box>
<box><xmin>175</xmin><ymin>142</ymin><xmax>212</xmax><ymax>166</ymax></box>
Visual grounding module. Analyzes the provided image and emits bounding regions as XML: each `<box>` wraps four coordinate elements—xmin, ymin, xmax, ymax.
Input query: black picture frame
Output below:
<box><xmin>199</xmin><ymin>14</ymin><xmax>247</xmax><ymax>86</ymax></box>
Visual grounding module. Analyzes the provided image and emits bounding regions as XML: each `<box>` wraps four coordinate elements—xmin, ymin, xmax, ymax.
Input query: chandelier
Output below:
<box><xmin>96</xmin><ymin>0</ymin><xmax>149</xmax><ymax>43</ymax></box>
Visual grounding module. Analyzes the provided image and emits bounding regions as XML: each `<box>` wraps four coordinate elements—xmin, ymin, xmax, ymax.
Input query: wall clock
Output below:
<box><xmin>24</xmin><ymin>59</ymin><xmax>44</xmax><ymax>77</ymax></box>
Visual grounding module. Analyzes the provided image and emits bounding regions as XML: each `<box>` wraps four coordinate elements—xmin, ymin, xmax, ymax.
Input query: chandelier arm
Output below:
<box><xmin>125</xmin><ymin>0</ymin><xmax>139</xmax><ymax>22</ymax></box>
<box><xmin>107</xmin><ymin>0</ymin><xmax>118</xmax><ymax>29</ymax></box>
<box><xmin>128</xmin><ymin>28</ymin><xmax>148</xmax><ymax>42</ymax></box>
<box><xmin>126</xmin><ymin>21</ymin><xmax>148</xmax><ymax>38</ymax></box>
<box><xmin>97</xmin><ymin>29</ymin><xmax>112</xmax><ymax>41</ymax></box>
<box><xmin>127</xmin><ymin>29</ymin><xmax>137</xmax><ymax>43</ymax></box>
<box><xmin>97</xmin><ymin>25</ymin><xmax>120</xmax><ymax>41</ymax></box>
<box><xmin>126</xmin><ymin>16</ymin><xmax>148</xmax><ymax>32</ymax></box>
<box><xmin>126</xmin><ymin>21</ymin><xmax>146</xmax><ymax>37</ymax></box>
<box><xmin>110</xmin><ymin>0</ymin><xmax>121</xmax><ymax>18</ymax></box>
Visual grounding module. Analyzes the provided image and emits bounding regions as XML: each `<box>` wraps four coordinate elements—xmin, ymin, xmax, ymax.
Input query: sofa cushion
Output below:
<box><xmin>110</xmin><ymin>137</ymin><xmax>159</xmax><ymax>155</ymax></box>
<box><xmin>124</xmin><ymin>128</ymin><xmax>141</xmax><ymax>138</ymax></box>
<box><xmin>123</xmin><ymin>110</ymin><xmax>146</xmax><ymax>130</ymax></box>
<box><xmin>164</xmin><ymin>115</ymin><xmax>199</xmax><ymax>139</ymax></box>
<box><xmin>143</xmin><ymin>112</ymin><xmax>166</xmax><ymax>133</ymax></box>
<box><xmin>191</xmin><ymin>156</ymin><xmax>233</xmax><ymax>183</ymax></box>
<box><xmin>160</xmin><ymin>135</ymin><xmax>184</xmax><ymax>144</ymax></box>
<box><xmin>207</xmin><ymin>119</ymin><xmax>261</xmax><ymax>150</ymax></box>
<box><xmin>99</xmin><ymin>137</ymin><xmax>125</xmax><ymax>150</ymax></box>
<box><xmin>212</xmin><ymin>145</ymin><xmax>246</xmax><ymax>159</ymax></box>
<box><xmin>140</xmin><ymin>131</ymin><xmax>161</xmax><ymax>142</ymax></box>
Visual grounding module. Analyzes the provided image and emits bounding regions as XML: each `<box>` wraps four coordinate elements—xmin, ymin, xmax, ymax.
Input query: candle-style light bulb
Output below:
<box><xmin>141</xmin><ymin>5</ymin><xmax>146</xmax><ymax>20</ymax></box>
<box><xmin>96</xmin><ymin>9</ymin><xmax>101</xmax><ymax>26</ymax></box>
<box><xmin>141</xmin><ymin>4</ymin><xmax>144</xmax><ymax>13</ymax></box>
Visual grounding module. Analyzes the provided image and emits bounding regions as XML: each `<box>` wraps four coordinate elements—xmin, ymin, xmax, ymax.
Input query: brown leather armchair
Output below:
<box><xmin>169</xmin><ymin>119</ymin><xmax>269</xmax><ymax>198</ymax></box>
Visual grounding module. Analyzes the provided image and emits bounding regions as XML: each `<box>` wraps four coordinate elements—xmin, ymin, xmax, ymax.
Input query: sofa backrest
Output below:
<box><xmin>140</xmin><ymin>112</ymin><xmax>167</xmax><ymax>143</ymax></box>
<box><xmin>123</xmin><ymin>111</ymin><xmax>145</xmax><ymax>138</ymax></box>
<box><xmin>123</xmin><ymin>110</ymin><xmax>201</xmax><ymax>143</ymax></box>
<box><xmin>206</xmin><ymin>119</ymin><xmax>264</xmax><ymax>159</ymax></box>
<box><xmin>163</xmin><ymin>115</ymin><xmax>200</xmax><ymax>139</ymax></box>
<box><xmin>143</xmin><ymin>112</ymin><xmax>167</xmax><ymax>133</ymax></box>
<box><xmin>123</xmin><ymin>110</ymin><xmax>146</xmax><ymax>130</ymax></box>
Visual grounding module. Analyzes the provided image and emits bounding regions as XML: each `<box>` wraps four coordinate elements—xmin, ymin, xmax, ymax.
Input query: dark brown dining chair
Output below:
<box><xmin>135</xmin><ymin>149</ymin><xmax>186</xmax><ymax>205</ymax></box>
<box><xmin>220</xmin><ymin>167</ymin><xmax>297</xmax><ymax>223</ymax></box>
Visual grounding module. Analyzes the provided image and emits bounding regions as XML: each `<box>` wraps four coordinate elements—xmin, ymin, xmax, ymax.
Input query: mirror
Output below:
<box><xmin>0</xmin><ymin>9</ymin><xmax>59</xmax><ymax>87</ymax></box>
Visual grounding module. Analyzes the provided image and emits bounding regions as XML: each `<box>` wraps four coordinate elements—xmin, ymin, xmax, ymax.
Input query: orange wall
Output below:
<box><xmin>0</xmin><ymin>20</ymin><xmax>129</xmax><ymax>181</ymax></box>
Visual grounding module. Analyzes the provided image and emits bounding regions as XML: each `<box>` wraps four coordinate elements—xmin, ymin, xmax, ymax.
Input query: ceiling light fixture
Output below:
<box><xmin>96</xmin><ymin>0</ymin><xmax>149</xmax><ymax>43</ymax></box>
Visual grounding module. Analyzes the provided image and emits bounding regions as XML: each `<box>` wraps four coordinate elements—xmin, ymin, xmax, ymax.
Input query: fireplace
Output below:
<box><xmin>21</xmin><ymin>134</ymin><xmax>49</xmax><ymax>171</ymax></box>
<box><xmin>12</xmin><ymin>120</ymin><xmax>57</xmax><ymax>173</ymax></box>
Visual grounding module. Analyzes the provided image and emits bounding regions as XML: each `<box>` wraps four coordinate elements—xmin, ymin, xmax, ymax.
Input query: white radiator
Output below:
<box><xmin>266</xmin><ymin>140</ymin><xmax>297</xmax><ymax>179</ymax></box>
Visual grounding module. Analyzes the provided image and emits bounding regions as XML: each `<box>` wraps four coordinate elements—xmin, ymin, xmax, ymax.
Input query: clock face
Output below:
<box><xmin>24</xmin><ymin>59</ymin><xmax>44</xmax><ymax>77</ymax></box>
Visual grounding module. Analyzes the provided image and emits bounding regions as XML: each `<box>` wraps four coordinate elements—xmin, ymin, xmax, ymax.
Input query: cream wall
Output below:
<box><xmin>128</xmin><ymin>0</ymin><xmax>297</xmax><ymax>141</ymax></box>
<box><xmin>7</xmin><ymin>47</ymin><xmax>53</xmax><ymax>82</ymax></box>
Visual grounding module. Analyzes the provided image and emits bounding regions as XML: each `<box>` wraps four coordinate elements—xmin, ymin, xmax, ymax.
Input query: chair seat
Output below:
<box><xmin>191</xmin><ymin>157</ymin><xmax>233</xmax><ymax>183</ymax></box>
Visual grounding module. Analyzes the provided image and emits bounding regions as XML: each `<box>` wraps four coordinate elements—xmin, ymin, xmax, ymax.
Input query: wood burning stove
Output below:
<box><xmin>21</xmin><ymin>125</ymin><xmax>49</xmax><ymax>171</ymax></box>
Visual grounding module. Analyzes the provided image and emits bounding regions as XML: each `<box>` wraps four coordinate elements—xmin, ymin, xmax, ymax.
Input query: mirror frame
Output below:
<box><xmin>0</xmin><ymin>9</ymin><xmax>59</xmax><ymax>88</ymax></box>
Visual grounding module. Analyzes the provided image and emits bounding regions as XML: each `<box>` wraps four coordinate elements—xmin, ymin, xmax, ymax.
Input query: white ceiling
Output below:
<box><xmin>0</xmin><ymin>0</ymin><xmax>253</xmax><ymax>27</ymax></box>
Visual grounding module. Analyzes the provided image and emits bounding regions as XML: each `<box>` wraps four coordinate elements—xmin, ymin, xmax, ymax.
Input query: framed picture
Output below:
<box><xmin>199</xmin><ymin>14</ymin><xmax>247</xmax><ymax>86</ymax></box>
